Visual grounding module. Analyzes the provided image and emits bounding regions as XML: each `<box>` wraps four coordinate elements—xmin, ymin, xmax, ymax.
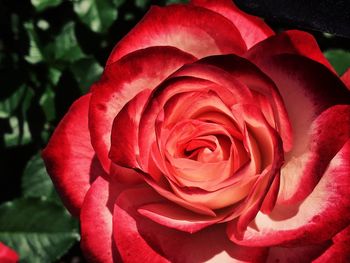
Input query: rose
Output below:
<box><xmin>0</xmin><ymin>242</ymin><xmax>19</xmax><ymax>263</ymax></box>
<box><xmin>43</xmin><ymin>0</ymin><xmax>350</xmax><ymax>262</ymax></box>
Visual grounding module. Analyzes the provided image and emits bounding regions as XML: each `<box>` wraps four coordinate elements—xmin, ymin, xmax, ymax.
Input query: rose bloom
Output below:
<box><xmin>43</xmin><ymin>0</ymin><xmax>350</xmax><ymax>262</ymax></box>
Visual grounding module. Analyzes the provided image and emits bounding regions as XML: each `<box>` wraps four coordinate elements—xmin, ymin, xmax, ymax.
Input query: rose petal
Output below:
<box><xmin>143</xmin><ymin>176</ymin><xmax>216</xmax><ymax>217</ymax></box>
<box><xmin>267</xmin><ymin>242</ymin><xmax>331</xmax><ymax>263</ymax></box>
<box><xmin>0</xmin><ymin>242</ymin><xmax>18</xmax><ymax>263</ymax></box>
<box><xmin>114</xmin><ymin>187</ymin><xmax>268</xmax><ymax>262</ymax></box>
<box><xmin>191</xmin><ymin>0</ymin><xmax>274</xmax><ymax>48</ymax></box>
<box><xmin>227</xmin><ymin>139</ymin><xmax>350</xmax><ymax>247</ymax></box>
<box><xmin>137</xmin><ymin>189</ymin><xmax>222</xmax><ymax>233</ymax></box>
<box><xmin>245</xmin><ymin>30</ymin><xmax>335</xmax><ymax>73</ymax></box>
<box><xmin>80</xmin><ymin>176</ymin><xmax>125</xmax><ymax>263</ymax></box>
<box><xmin>278</xmin><ymin>105</ymin><xmax>350</xmax><ymax>205</ymax></box>
<box><xmin>174</xmin><ymin>55</ymin><xmax>293</xmax><ymax>152</ymax></box>
<box><xmin>249</xmin><ymin>54</ymin><xmax>349</xmax><ymax>164</ymax></box>
<box><xmin>107</xmin><ymin>4</ymin><xmax>246</xmax><ymax>64</ymax></box>
<box><xmin>110</xmin><ymin>89</ymin><xmax>151</xmax><ymax>169</ymax></box>
<box><xmin>90</xmin><ymin>46</ymin><xmax>195</xmax><ymax>175</ymax></box>
<box><xmin>313</xmin><ymin>225</ymin><xmax>350</xmax><ymax>262</ymax></box>
<box><xmin>42</xmin><ymin>94</ymin><xmax>100</xmax><ymax>216</ymax></box>
<box><xmin>138</xmin><ymin>76</ymin><xmax>229</xmax><ymax>172</ymax></box>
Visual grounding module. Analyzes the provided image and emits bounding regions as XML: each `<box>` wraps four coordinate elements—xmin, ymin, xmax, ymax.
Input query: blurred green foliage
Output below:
<box><xmin>324</xmin><ymin>49</ymin><xmax>350</xmax><ymax>75</ymax></box>
<box><xmin>0</xmin><ymin>0</ymin><xmax>348</xmax><ymax>262</ymax></box>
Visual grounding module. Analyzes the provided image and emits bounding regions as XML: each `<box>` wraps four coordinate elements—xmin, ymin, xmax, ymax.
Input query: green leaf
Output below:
<box><xmin>0</xmin><ymin>198</ymin><xmax>79</xmax><ymax>263</ymax></box>
<box><xmin>48</xmin><ymin>67</ymin><xmax>62</xmax><ymax>85</ymax></box>
<box><xmin>165</xmin><ymin>0</ymin><xmax>188</xmax><ymax>4</ymax></box>
<box><xmin>24</xmin><ymin>22</ymin><xmax>44</xmax><ymax>64</ymax></box>
<box><xmin>31</xmin><ymin>0</ymin><xmax>63</xmax><ymax>12</ymax></box>
<box><xmin>22</xmin><ymin>153</ymin><xmax>60</xmax><ymax>202</ymax></box>
<box><xmin>324</xmin><ymin>49</ymin><xmax>350</xmax><ymax>75</ymax></box>
<box><xmin>3</xmin><ymin>87</ymin><xmax>34</xmax><ymax>147</ymax></box>
<box><xmin>134</xmin><ymin>0</ymin><xmax>151</xmax><ymax>9</ymax></box>
<box><xmin>49</xmin><ymin>22</ymin><xmax>85</xmax><ymax>63</ymax></box>
<box><xmin>70</xmin><ymin>57</ymin><xmax>103</xmax><ymax>92</ymax></box>
<box><xmin>4</xmin><ymin>117</ymin><xmax>32</xmax><ymax>147</ymax></box>
<box><xmin>0</xmin><ymin>85</ymin><xmax>26</xmax><ymax>118</ymax></box>
<box><xmin>113</xmin><ymin>0</ymin><xmax>125</xmax><ymax>7</ymax></box>
<box><xmin>73</xmin><ymin>0</ymin><xmax>118</xmax><ymax>33</ymax></box>
<box><xmin>40</xmin><ymin>87</ymin><xmax>56</xmax><ymax>121</ymax></box>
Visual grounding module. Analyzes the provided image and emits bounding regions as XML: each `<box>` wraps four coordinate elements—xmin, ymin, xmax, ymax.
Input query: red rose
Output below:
<box><xmin>43</xmin><ymin>0</ymin><xmax>350</xmax><ymax>262</ymax></box>
<box><xmin>0</xmin><ymin>242</ymin><xmax>19</xmax><ymax>263</ymax></box>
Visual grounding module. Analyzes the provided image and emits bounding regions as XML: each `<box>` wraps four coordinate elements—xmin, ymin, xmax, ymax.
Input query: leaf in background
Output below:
<box><xmin>21</xmin><ymin>87</ymin><xmax>34</xmax><ymax>115</ymax></box>
<box><xmin>24</xmin><ymin>22</ymin><xmax>44</xmax><ymax>64</ymax></box>
<box><xmin>4</xmin><ymin>117</ymin><xmax>32</xmax><ymax>147</ymax></box>
<box><xmin>3</xmin><ymin>86</ymin><xmax>34</xmax><ymax>147</ymax></box>
<box><xmin>324</xmin><ymin>49</ymin><xmax>350</xmax><ymax>75</ymax></box>
<box><xmin>22</xmin><ymin>153</ymin><xmax>60</xmax><ymax>202</ymax></box>
<box><xmin>0</xmin><ymin>85</ymin><xmax>26</xmax><ymax>118</ymax></box>
<box><xmin>37</xmin><ymin>19</ymin><xmax>50</xmax><ymax>31</ymax></box>
<box><xmin>50</xmin><ymin>22</ymin><xmax>85</xmax><ymax>63</ymax></box>
<box><xmin>166</xmin><ymin>0</ymin><xmax>188</xmax><ymax>4</ymax></box>
<box><xmin>40</xmin><ymin>87</ymin><xmax>56</xmax><ymax>122</ymax></box>
<box><xmin>70</xmin><ymin>57</ymin><xmax>103</xmax><ymax>92</ymax></box>
<box><xmin>31</xmin><ymin>0</ymin><xmax>63</xmax><ymax>12</ymax></box>
<box><xmin>0</xmin><ymin>198</ymin><xmax>79</xmax><ymax>263</ymax></box>
<box><xmin>48</xmin><ymin>67</ymin><xmax>62</xmax><ymax>86</ymax></box>
<box><xmin>73</xmin><ymin>0</ymin><xmax>118</xmax><ymax>33</ymax></box>
<box><xmin>113</xmin><ymin>0</ymin><xmax>125</xmax><ymax>7</ymax></box>
<box><xmin>134</xmin><ymin>0</ymin><xmax>151</xmax><ymax>9</ymax></box>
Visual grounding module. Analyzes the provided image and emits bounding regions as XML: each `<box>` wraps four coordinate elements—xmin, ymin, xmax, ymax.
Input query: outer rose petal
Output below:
<box><xmin>0</xmin><ymin>243</ymin><xmax>18</xmax><ymax>263</ymax></box>
<box><xmin>42</xmin><ymin>94</ymin><xmax>100</xmax><ymax>216</ymax></box>
<box><xmin>313</xmin><ymin>225</ymin><xmax>350</xmax><ymax>262</ymax></box>
<box><xmin>80</xmin><ymin>176</ymin><xmax>126</xmax><ymax>263</ymax></box>
<box><xmin>106</xmin><ymin>4</ymin><xmax>246</xmax><ymax>64</ymax></box>
<box><xmin>245</xmin><ymin>30</ymin><xmax>335</xmax><ymax>73</ymax></box>
<box><xmin>266</xmin><ymin>242</ymin><xmax>330</xmax><ymax>263</ymax></box>
<box><xmin>114</xmin><ymin>187</ymin><xmax>268</xmax><ymax>263</ymax></box>
<box><xmin>247</xmin><ymin>54</ymin><xmax>349</xmax><ymax>203</ymax></box>
<box><xmin>227</xmin><ymin>139</ymin><xmax>350</xmax><ymax>247</ymax></box>
<box><xmin>90</xmin><ymin>46</ymin><xmax>196</xmax><ymax>176</ymax></box>
<box><xmin>191</xmin><ymin>0</ymin><xmax>274</xmax><ymax>48</ymax></box>
<box><xmin>278</xmin><ymin>105</ymin><xmax>350</xmax><ymax>205</ymax></box>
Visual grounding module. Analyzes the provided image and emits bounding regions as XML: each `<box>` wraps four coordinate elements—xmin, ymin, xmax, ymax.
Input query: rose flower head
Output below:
<box><xmin>43</xmin><ymin>0</ymin><xmax>350</xmax><ymax>262</ymax></box>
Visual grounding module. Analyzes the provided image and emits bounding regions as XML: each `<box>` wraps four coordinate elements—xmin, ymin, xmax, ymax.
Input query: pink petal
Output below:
<box><xmin>167</xmin><ymin>174</ymin><xmax>257</xmax><ymax>210</ymax></box>
<box><xmin>191</xmin><ymin>0</ymin><xmax>274</xmax><ymax>48</ymax></box>
<box><xmin>313</xmin><ymin>225</ymin><xmax>350</xmax><ymax>262</ymax></box>
<box><xmin>245</xmin><ymin>30</ymin><xmax>335</xmax><ymax>73</ymax></box>
<box><xmin>137</xmin><ymin>190</ymin><xmax>222</xmax><ymax>233</ymax></box>
<box><xmin>267</xmin><ymin>242</ymin><xmax>330</xmax><ymax>263</ymax></box>
<box><xmin>227</xmin><ymin>139</ymin><xmax>350</xmax><ymax>247</ymax></box>
<box><xmin>107</xmin><ymin>4</ymin><xmax>246</xmax><ymax>64</ymax></box>
<box><xmin>109</xmin><ymin>89</ymin><xmax>151</xmax><ymax>169</ymax></box>
<box><xmin>0</xmin><ymin>242</ymin><xmax>18</xmax><ymax>263</ymax></box>
<box><xmin>278</xmin><ymin>105</ymin><xmax>350</xmax><ymax>205</ymax></box>
<box><xmin>42</xmin><ymin>94</ymin><xmax>100</xmax><ymax>216</ymax></box>
<box><xmin>138</xmin><ymin>77</ymin><xmax>226</xmax><ymax>172</ymax></box>
<box><xmin>248</xmin><ymin>54</ymin><xmax>349</xmax><ymax>175</ymax></box>
<box><xmin>89</xmin><ymin>46</ymin><xmax>195</xmax><ymax>175</ymax></box>
<box><xmin>80</xmin><ymin>176</ymin><xmax>126</xmax><ymax>263</ymax></box>
<box><xmin>143</xmin><ymin>176</ymin><xmax>216</xmax><ymax>217</ymax></box>
<box><xmin>175</xmin><ymin>55</ymin><xmax>293</xmax><ymax>152</ymax></box>
<box><xmin>114</xmin><ymin>187</ymin><xmax>268</xmax><ymax>262</ymax></box>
